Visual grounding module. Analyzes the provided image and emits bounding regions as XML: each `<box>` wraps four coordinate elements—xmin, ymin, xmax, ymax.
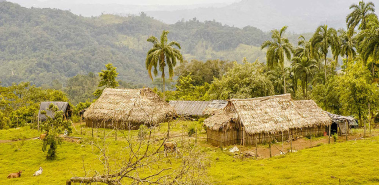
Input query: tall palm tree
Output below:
<box><xmin>346</xmin><ymin>1</ymin><xmax>376</xmax><ymax>31</ymax></box>
<box><xmin>261</xmin><ymin>26</ymin><xmax>293</xmax><ymax>93</ymax></box>
<box><xmin>339</xmin><ymin>29</ymin><xmax>357</xmax><ymax>68</ymax></box>
<box><xmin>311</xmin><ymin>25</ymin><xmax>338</xmax><ymax>84</ymax></box>
<box><xmin>146</xmin><ymin>30</ymin><xmax>183</xmax><ymax>95</ymax></box>
<box><xmin>358</xmin><ymin>26</ymin><xmax>379</xmax><ymax>75</ymax></box>
<box><xmin>292</xmin><ymin>57</ymin><xmax>318</xmax><ymax>98</ymax></box>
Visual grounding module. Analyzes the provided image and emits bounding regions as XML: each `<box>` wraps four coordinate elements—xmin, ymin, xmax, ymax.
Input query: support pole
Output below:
<box><xmin>92</xmin><ymin>121</ymin><xmax>94</xmax><ymax>138</ymax></box>
<box><xmin>290</xmin><ymin>135</ymin><xmax>292</xmax><ymax>153</ymax></box>
<box><xmin>269</xmin><ymin>137</ymin><xmax>272</xmax><ymax>158</ymax></box>
<box><xmin>281</xmin><ymin>130</ymin><xmax>284</xmax><ymax>152</ymax></box>
<box><xmin>345</xmin><ymin>120</ymin><xmax>349</xmax><ymax>141</ymax></box>
<box><xmin>255</xmin><ymin>137</ymin><xmax>258</xmax><ymax>159</ymax></box>
<box><xmin>37</xmin><ymin>114</ymin><xmax>40</xmax><ymax>132</ymax></box>
<box><xmin>328</xmin><ymin>124</ymin><xmax>331</xmax><ymax>144</ymax></box>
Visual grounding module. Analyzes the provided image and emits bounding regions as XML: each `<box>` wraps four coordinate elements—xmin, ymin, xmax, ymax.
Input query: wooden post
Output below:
<box><xmin>243</xmin><ymin>127</ymin><xmax>245</xmax><ymax>146</ymax></box>
<box><xmin>103</xmin><ymin>120</ymin><xmax>106</xmax><ymax>138</ymax></box>
<box><xmin>80</xmin><ymin>114</ymin><xmax>83</xmax><ymax>135</ymax></box>
<box><xmin>92</xmin><ymin>121</ymin><xmax>94</xmax><ymax>138</ymax></box>
<box><xmin>310</xmin><ymin>133</ymin><xmax>312</xmax><ymax>147</ymax></box>
<box><xmin>328</xmin><ymin>124</ymin><xmax>331</xmax><ymax>144</ymax></box>
<box><xmin>37</xmin><ymin>114</ymin><xmax>40</xmax><ymax>132</ymax></box>
<box><xmin>281</xmin><ymin>130</ymin><xmax>284</xmax><ymax>152</ymax></box>
<box><xmin>345</xmin><ymin>120</ymin><xmax>348</xmax><ymax>141</ymax></box>
<box><xmin>369</xmin><ymin>103</ymin><xmax>371</xmax><ymax>135</ymax></box>
<box><xmin>167</xmin><ymin>120</ymin><xmax>170</xmax><ymax>140</ymax></box>
<box><xmin>290</xmin><ymin>135</ymin><xmax>292</xmax><ymax>153</ymax></box>
<box><xmin>269</xmin><ymin>136</ymin><xmax>272</xmax><ymax>158</ymax></box>
<box><xmin>255</xmin><ymin>137</ymin><xmax>258</xmax><ymax>159</ymax></box>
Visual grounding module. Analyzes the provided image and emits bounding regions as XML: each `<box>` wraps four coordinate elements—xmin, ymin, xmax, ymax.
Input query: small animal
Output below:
<box><xmin>39</xmin><ymin>133</ymin><xmax>47</xmax><ymax>140</ymax></box>
<box><xmin>7</xmin><ymin>171</ymin><xmax>22</xmax><ymax>179</ymax></box>
<box><xmin>33</xmin><ymin>167</ymin><xmax>43</xmax><ymax>176</ymax></box>
<box><xmin>163</xmin><ymin>142</ymin><xmax>177</xmax><ymax>157</ymax></box>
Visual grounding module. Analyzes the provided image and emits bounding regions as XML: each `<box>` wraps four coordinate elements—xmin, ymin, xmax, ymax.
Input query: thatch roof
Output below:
<box><xmin>84</xmin><ymin>88</ymin><xmax>175</xmax><ymax>125</ymax></box>
<box><xmin>327</xmin><ymin>112</ymin><xmax>358</xmax><ymax>126</ymax></box>
<box><xmin>204</xmin><ymin>94</ymin><xmax>332</xmax><ymax>134</ymax></box>
<box><xmin>39</xmin><ymin>102</ymin><xmax>71</xmax><ymax>121</ymax></box>
<box><xmin>169</xmin><ymin>100</ymin><xmax>228</xmax><ymax>116</ymax></box>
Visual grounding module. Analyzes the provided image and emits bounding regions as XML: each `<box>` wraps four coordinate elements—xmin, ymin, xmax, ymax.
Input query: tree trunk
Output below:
<box><xmin>324</xmin><ymin>55</ymin><xmax>327</xmax><ymax>84</ymax></box>
<box><xmin>305</xmin><ymin>73</ymin><xmax>308</xmax><ymax>99</ymax></box>
<box><xmin>283</xmin><ymin>68</ymin><xmax>286</xmax><ymax>94</ymax></box>
<box><xmin>359</xmin><ymin>109</ymin><xmax>365</xmax><ymax>138</ymax></box>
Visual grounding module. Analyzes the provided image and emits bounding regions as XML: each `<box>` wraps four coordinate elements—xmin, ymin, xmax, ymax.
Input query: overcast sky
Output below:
<box><xmin>36</xmin><ymin>0</ymin><xmax>239</xmax><ymax>5</ymax></box>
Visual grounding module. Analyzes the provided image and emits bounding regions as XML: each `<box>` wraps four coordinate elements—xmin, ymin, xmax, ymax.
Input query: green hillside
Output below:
<box><xmin>0</xmin><ymin>2</ymin><xmax>268</xmax><ymax>87</ymax></box>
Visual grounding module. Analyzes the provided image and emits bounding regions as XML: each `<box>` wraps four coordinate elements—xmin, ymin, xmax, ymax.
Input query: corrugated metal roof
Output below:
<box><xmin>38</xmin><ymin>102</ymin><xmax>70</xmax><ymax>121</ymax></box>
<box><xmin>169</xmin><ymin>101</ymin><xmax>210</xmax><ymax>116</ymax></box>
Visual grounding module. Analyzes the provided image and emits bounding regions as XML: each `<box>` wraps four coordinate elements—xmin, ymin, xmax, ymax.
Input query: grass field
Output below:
<box><xmin>1</xmin><ymin>122</ymin><xmax>379</xmax><ymax>184</ymax></box>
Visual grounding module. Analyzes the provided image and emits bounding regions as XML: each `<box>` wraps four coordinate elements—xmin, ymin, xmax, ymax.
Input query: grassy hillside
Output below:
<box><xmin>0</xmin><ymin>2</ymin><xmax>268</xmax><ymax>87</ymax></box>
<box><xmin>1</xmin><ymin>123</ymin><xmax>379</xmax><ymax>184</ymax></box>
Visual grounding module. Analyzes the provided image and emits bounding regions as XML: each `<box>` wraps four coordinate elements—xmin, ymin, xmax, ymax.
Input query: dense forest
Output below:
<box><xmin>0</xmin><ymin>1</ymin><xmax>268</xmax><ymax>87</ymax></box>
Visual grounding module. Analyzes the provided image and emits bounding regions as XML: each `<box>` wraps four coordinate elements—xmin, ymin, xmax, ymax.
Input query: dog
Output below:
<box><xmin>7</xmin><ymin>171</ymin><xmax>22</xmax><ymax>179</ymax></box>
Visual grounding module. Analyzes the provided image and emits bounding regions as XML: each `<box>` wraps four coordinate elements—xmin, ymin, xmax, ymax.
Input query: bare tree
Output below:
<box><xmin>67</xmin><ymin>128</ymin><xmax>209</xmax><ymax>184</ymax></box>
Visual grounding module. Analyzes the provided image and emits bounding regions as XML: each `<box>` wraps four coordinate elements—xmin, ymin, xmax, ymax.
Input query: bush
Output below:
<box><xmin>188</xmin><ymin>125</ymin><xmax>196</xmax><ymax>137</ymax></box>
<box><xmin>138</xmin><ymin>125</ymin><xmax>148</xmax><ymax>140</ymax></box>
<box><xmin>332</xmin><ymin>133</ymin><xmax>338</xmax><ymax>142</ymax></box>
<box><xmin>71</xmin><ymin>115</ymin><xmax>81</xmax><ymax>123</ymax></box>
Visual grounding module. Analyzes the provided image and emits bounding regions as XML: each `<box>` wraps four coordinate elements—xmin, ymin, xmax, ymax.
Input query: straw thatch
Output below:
<box><xmin>84</xmin><ymin>88</ymin><xmax>175</xmax><ymax>129</ymax></box>
<box><xmin>38</xmin><ymin>102</ymin><xmax>71</xmax><ymax>122</ymax></box>
<box><xmin>204</xmin><ymin>94</ymin><xmax>332</xmax><ymax>135</ymax></box>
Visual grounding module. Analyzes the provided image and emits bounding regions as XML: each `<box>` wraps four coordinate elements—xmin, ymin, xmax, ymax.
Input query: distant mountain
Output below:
<box><xmin>146</xmin><ymin>0</ymin><xmax>363</xmax><ymax>33</ymax></box>
<box><xmin>8</xmin><ymin>0</ymin><xmax>372</xmax><ymax>33</ymax></box>
<box><xmin>0</xmin><ymin>2</ymin><xmax>268</xmax><ymax>87</ymax></box>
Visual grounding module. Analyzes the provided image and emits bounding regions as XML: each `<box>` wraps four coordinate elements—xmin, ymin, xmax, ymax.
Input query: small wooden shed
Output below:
<box><xmin>38</xmin><ymin>102</ymin><xmax>71</xmax><ymax>121</ymax></box>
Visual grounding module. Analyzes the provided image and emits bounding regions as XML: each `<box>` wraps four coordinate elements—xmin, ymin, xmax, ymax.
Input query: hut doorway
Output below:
<box><xmin>331</xmin><ymin>122</ymin><xmax>338</xmax><ymax>135</ymax></box>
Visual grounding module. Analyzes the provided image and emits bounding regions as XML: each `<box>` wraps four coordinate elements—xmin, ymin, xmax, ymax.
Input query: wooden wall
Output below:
<box><xmin>207</xmin><ymin>125</ymin><xmax>327</xmax><ymax>146</ymax></box>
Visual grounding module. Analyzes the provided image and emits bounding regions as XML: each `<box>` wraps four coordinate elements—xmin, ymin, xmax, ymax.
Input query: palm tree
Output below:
<box><xmin>311</xmin><ymin>25</ymin><xmax>338</xmax><ymax>84</ymax></box>
<box><xmin>339</xmin><ymin>29</ymin><xmax>357</xmax><ymax>69</ymax></box>
<box><xmin>261</xmin><ymin>26</ymin><xmax>293</xmax><ymax>94</ymax></box>
<box><xmin>292</xmin><ymin>57</ymin><xmax>318</xmax><ymax>98</ymax></box>
<box><xmin>346</xmin><ymin>1</ymin><xmax>376</xmax><ymax>31</ymax></box>
<box><xmin>358</xmin><ymin>26</ymin><xmax>379</xmax><ymax>76</ymax></box>
<box><xmin>146</xmin><ymin>30</ymin><xmax>183</xmax><ymax>95</ymax></box>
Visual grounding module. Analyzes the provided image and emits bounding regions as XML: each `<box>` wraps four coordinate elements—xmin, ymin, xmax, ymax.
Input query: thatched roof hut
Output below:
<box><xmin>38</xmin><ymin>102</ymin><xmax>71</xmax><ymax>121</ymax></box>
<box><xmin>84</xmin><ymin>88</ymin><xmax>175</xmax><ymax>129</ymax></box>
<box><xmin>204</xmin><ymin>94</ymin><xmax>332</xmax><ymax>145</ymax></box>
<box><xmin>169</xmin><ymin>100</ymin><xmax>228</xmax><ymax>117</ymax></box>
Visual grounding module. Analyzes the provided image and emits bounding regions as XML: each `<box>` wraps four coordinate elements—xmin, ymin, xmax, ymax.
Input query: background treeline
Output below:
<box><xmin>0</xmin><ymin>2</ymin><xmax>269</xmax><ymax>87</ymax></box>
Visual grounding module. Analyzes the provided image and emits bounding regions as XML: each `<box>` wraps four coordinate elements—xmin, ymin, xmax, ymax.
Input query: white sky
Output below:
<box><xmin>37</xmin><ymin>0</ymin><xmax>239</xmax><ymax>5</ymax></box>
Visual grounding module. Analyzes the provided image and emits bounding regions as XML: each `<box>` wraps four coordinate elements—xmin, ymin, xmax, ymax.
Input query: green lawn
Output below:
<box><xmin>1</xmin><ymin>124</ymin><xmax>379</xmax><ymax>184</ymax></box>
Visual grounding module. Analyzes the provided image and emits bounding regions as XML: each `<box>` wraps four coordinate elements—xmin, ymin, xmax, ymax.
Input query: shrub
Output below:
<box><xmin>138</xmin><ymin>125</ymin><xmax>148</xmax><ymax>140</ymax></box>
<box><xmin>332</xmin><ymin>133</ymin><xmax>338</xmax><ymax>142</ymax></box>
<box><xmin>188</xmin><ymin>125</ymin><xmax>196</xmax><ymax>137</ymax></box>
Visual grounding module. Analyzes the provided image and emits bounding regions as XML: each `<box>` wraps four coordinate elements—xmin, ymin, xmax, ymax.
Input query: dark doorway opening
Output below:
<box><xmin>331</xmin><ymin>122</ymin><xmax>338</xmax><ymax>135</ymax></box>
